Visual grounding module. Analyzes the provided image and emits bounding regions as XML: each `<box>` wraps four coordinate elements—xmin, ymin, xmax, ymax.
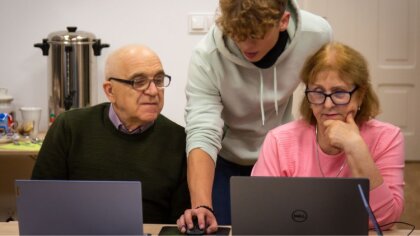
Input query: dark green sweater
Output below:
<box><xmin>32</xmin><ymin>103</ymin><xmax>190</xmax><ymax>223</ymax></box>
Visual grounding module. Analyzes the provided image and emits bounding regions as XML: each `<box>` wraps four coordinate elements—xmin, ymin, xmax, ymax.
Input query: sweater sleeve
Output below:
<box><xmin>368</xmin><ymin>127</ymin><xmax>405</xmax><ymax>229</ymax></box>
<box><xmin>169</xmin><ymin>151</ymin><xmax>191</xmax><ymax>222</ymax></box>
<box><xmin>31</xmin><ymin>112</ymin><xmax>70</xmax><ymax>179</ymax></box>
<box><xmin>252</xmin><ymin>121</ymin><xmax>311</xmax><ymax>177</ymax></box>
<box><xmin>251</xmin><ymin>130</ymin><xmax>282</xmax><ymax>176</ymax></box>
<box><xmin>185</xmin><ymin>49</ymin><xmax>224</xmax><ymax>162</ymax></box>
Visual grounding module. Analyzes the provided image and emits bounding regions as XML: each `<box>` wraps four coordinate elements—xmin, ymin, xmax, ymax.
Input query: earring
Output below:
<box><xmin>358</xmin><ymin>106</ymin><xmax>361</xmax><ymax>111</ymax></box>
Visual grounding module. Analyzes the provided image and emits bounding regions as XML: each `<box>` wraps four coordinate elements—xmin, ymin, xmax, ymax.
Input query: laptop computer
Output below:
<box><xmin>230</xmin><ymin>176</ymin><xmax>369</xmax><ymax>235</ymax></box>
<box><xmin>15</xmin><ymin>180</ymin><xmax>143</xmax><ymax>235</ymax></box>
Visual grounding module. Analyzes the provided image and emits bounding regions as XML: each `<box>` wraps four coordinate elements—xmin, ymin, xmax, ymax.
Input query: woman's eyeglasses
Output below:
<box><xmin>305</xmin><ymin>86</ymin><xmax>358</xmax><ymax>105</ymax></box>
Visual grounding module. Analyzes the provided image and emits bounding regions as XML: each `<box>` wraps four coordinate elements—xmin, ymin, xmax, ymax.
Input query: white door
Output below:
<box><xmin>297</xmin><ymin>0</ymin><xmax>420</xmax><ymax>161</ymax></box>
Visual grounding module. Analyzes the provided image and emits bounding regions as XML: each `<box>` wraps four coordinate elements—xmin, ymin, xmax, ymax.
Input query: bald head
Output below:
<box><xmin>105</xmin><ymin>44</ymin><xmax>162</xmax><ymax>80</ymax></box>
<box><xmin>102</xmin><ymin>44</ymin><xmax>166</xmax><ymax>129</ymax></box>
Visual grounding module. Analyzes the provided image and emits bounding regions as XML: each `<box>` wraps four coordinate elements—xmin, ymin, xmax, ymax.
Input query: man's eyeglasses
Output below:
<box><xmin>305</xmin><ymin>86</ymin><xmax>358</xmax><ymax>105</ymax></box>
<box><xmin>109</xmin><ymin>74</ymin><xmax>171</xmax><ymax>91</ymax></box>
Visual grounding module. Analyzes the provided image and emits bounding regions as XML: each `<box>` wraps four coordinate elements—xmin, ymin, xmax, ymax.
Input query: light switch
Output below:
<box><xmin>188</xmin><ymin>13</ymin><xmax>214</xmax><ymax>34</ymax></box>
<box><xmin>191</xmin><ymin>15</ymin><xmax>205</xmax><ymax>30</ymax></box>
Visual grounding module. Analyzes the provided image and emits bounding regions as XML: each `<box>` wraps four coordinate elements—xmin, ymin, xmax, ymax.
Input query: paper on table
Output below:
<box><xmin>0</xmin><ymin>142</ymin><xmax>41</xmax><ymax>151</ymax></box>
<box><xmin>0</xmin><ymin>136</ymin><xmax>13</xmax><ymax>144</ymax></box>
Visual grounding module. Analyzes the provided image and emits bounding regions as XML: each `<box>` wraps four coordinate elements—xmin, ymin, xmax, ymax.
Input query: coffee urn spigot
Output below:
<box><xmin>34</xmin><ymin>39</ymin><xmax>49</xmax><ymax>56</ymax></box>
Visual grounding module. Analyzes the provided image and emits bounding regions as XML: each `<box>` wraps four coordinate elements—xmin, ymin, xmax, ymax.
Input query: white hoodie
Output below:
<box><xmin>185</xmin><ymin>0</ymin><xmax>332</xmax><ymax>165</ymax></box>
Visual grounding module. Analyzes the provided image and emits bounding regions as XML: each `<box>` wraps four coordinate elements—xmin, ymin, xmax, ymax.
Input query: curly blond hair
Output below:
<box><xmin>216</xmin><ymin>0</ymin><xmax>287</xmax><ymax>42</ymax></box>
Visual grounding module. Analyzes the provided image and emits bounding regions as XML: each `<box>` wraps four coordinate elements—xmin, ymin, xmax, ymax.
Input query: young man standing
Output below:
<box><xmin>178</xmin><ymin>0</ymin><xmax>332</xmax><ymax>233</ymax></box>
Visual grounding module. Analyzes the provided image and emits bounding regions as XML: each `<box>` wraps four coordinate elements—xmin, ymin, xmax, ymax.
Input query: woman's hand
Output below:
<box><xmin>323</xmin><ymin>113</ymin><xmax>383</xmax><ymax>189</ymax></box>
<box><xmin>322</xmin><ymin>113</ymin><xmax>363</xmax><ymax>153</ymax></box>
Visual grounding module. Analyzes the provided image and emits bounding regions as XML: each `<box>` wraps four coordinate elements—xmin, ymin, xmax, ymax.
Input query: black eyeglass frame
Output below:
<box><xmin>108</xmin><ymin>74</ymin><xmax>171</xmax><ymax>91</ymax></box>
<box><xmin>305</xmin><ymin>86</ymin><xmax>359</xmax><ymax>105</ymax></box>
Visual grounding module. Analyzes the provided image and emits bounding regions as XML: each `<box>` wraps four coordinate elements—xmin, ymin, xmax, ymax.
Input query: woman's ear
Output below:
<box><xmin>356</xmin><ymin>88</ymin><xmax>367</xmax><ymax>106</ymax></box>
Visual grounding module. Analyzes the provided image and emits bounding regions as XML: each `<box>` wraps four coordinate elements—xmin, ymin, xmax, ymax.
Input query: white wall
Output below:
<box><xmin>0</xmin><ymin>0</ymin><xmax>219</xmax><ymax>131</ymax></box>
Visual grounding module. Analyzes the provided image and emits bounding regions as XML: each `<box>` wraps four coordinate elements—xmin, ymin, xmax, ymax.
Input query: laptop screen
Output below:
<box><xmin>15</xmin><ymin>180</ymin><xmax>143</xmax><ymax>235</ymax></box>
<box><xmin>230</xmin><ymin>176</ymin><xmax>369</xmax><ymax>235</ymax></box>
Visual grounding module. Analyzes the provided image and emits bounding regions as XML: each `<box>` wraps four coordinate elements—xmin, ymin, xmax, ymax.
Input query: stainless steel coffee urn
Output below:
<box><xmin>34</xmin><ymin>26</ymin><xmax>109</xmax><ymax>121</ymax></box>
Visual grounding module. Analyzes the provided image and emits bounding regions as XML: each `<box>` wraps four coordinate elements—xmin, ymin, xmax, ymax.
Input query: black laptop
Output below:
<box><xmin>230</xmin><ymin>176</ymin><xmax>369</xmax><ymax>235</ymax></box>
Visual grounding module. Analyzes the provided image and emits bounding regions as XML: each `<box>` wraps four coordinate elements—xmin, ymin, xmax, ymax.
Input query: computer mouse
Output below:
<box><xmin>186</xmin><ymin>216</ymin><xmax>205</xmax><ymax>235</ymax></box>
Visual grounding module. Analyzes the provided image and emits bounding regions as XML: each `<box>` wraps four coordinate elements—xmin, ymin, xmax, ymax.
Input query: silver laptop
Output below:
<box><xmin>230</xmin><ymin>176</ymin><xmax>369</xmax><ymax>235</ymax></box>
<box><xmin>15</xmin><ymin>180</ymin><xmax>143</xmax><ymax>235</ymax></box>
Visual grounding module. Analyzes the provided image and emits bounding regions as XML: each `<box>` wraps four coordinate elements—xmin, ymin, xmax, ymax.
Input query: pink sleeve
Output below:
<box><xmin>369</xmin><ymin>128</ymin><xmax>404</xmax><ymax>229</ymax></box>
<box><xmin>252</xmin><ymin>121</ymin><xmax>317</xmax><ymax>177</ymax></box>
<box><xmin>252</xmin><ymin>131</ymin><xmax>282</xmax><ymax>176</ymax></box>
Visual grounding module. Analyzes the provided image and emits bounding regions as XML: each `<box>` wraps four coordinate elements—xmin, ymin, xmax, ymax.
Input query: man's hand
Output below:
<box><xmin>177</xmin><ymin>207</ymin><xmax>218</xmax><ymax>234</ymax></box>
<box><xmin>181</xmin><ymin>148</ymin><xmax>218</xmax><ymax>233</ymax></box>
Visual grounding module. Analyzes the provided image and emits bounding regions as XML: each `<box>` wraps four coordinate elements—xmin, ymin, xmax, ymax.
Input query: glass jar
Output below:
<box><xmin>0</xmin><ymin>88</ymin><xmax>15</xmax><ymax>134</ymax></box>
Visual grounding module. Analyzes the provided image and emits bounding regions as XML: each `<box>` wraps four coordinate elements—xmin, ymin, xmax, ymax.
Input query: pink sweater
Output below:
<box><xmin>252</xmin><ymin>119</ymin><xmax>404</xmax><ymax>228</ymax></box>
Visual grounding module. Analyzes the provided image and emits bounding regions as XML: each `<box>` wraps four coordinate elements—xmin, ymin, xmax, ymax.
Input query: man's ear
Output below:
<box><xmin>103</xmin><ymin>81</ymin><xmax>116</xmax><ymax>102</ymax></box>
<box><xmin>278</xmin><ymin>11</ymin><xmax>290</xmax><ymax>32</ymax></box>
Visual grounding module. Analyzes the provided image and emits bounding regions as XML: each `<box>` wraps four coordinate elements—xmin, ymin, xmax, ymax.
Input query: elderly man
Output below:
<box><xmin>32</xmin><ymin>45</ymin><xmax>190</xmax><ymax>224</ymax></box>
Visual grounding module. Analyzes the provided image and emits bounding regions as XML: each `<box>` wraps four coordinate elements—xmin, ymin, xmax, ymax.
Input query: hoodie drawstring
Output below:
<box><xmin>259</xmin><ymin>70</ymin><xmax>265</xmax><ymax>126</ymax></box>
<box><xmin>259</xmin><ymin>68</ymin><xmax>279</xmax><ymax>126</ymax></box>
<box><xmin>274</xmin><ymin>67</ymin><xmax>278</xmax><ymax>115</ymax></box>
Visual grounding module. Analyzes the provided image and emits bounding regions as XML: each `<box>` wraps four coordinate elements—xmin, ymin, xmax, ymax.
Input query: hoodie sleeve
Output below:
<box><xmin>185</xmin><ymin>47</ymin><xmax>224</xmax><ymax>162</ymax></box>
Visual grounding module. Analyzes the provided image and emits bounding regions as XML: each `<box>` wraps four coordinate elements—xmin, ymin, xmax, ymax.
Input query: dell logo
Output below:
<box><xmin>291</xmin><ymin>209</ymin><xmax>308</xmax><ymax>222</ymax></box>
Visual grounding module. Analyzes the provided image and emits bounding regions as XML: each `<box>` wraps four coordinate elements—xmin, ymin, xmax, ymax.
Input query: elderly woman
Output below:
<box><xmin>252</xmin><ymin>42</ymin><xmax>404</xmax><ymax>229</ymax></box>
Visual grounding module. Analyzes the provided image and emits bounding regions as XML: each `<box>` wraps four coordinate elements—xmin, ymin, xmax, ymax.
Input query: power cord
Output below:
<box><xmin>357</xmin><ymin>184</ymin><xmax>383</xmax><ymax>236</ymax></box>
<box><xmin>373</xmin><ymin>221</ymin><xmax>416</xmax><ymax>236</ymax></box>
<box><xmin>358</xmin><ymin>184</ymin><xmax>416</xmax><ymax>236</ymax></box>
